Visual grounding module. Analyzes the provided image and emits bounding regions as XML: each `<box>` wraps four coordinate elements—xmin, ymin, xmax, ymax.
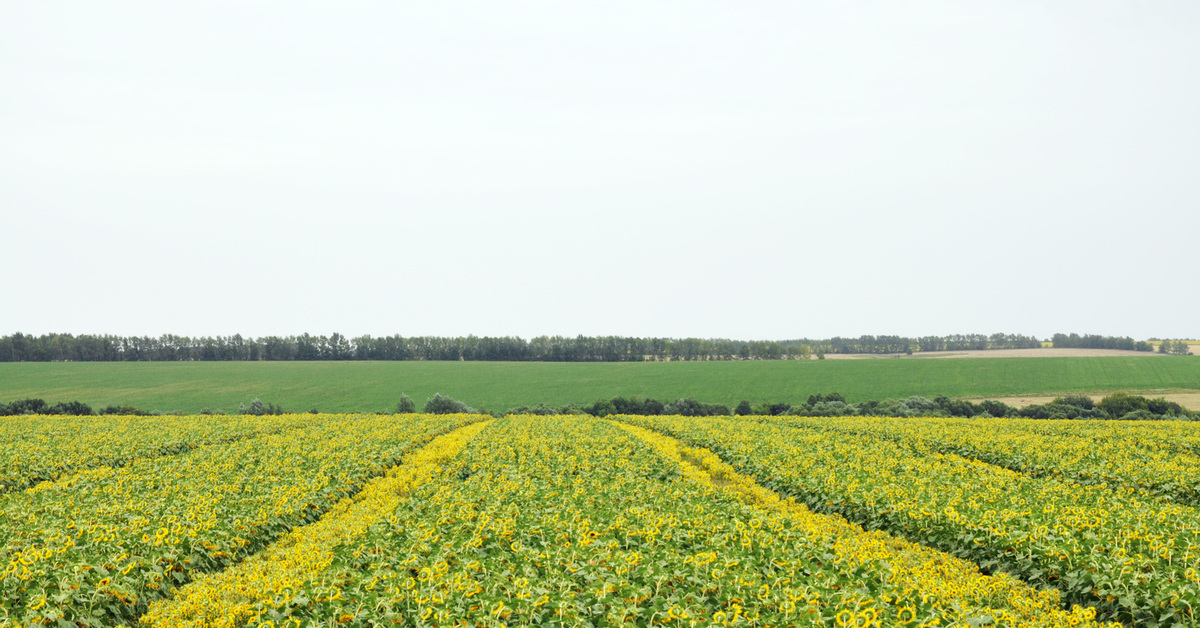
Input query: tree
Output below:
<box><xmin>734</xmin><ymin>400</ymin><xmax>753</xmax><ymax>416</ymax></box>
<box><xmin>396</xmin><ymin>393</ymin><xmax>416</xmax><ymax>413</ymax></box>
<box><xmin>587</xmin><ymin>399</ymin><xmax>617</xmax><ymax>417</ymax></box>
<box><xmin>424</xmin><ymin>393</ymin><xmax>473</xmax><ymax>414</ymax></box>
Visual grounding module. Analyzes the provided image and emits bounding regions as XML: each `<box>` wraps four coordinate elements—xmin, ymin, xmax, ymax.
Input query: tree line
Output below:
<box><xmin>5</xmin><ymin>390</ymin><xmax>1193</xmax><ymax>421</ymax></box>
<box><xmin>0</xmin><ymin>331</ymin><xmax>1078</xmax><ymax>362</ymax></box>
<box><xmin>1049</xmin><ymin>333</ymin><xmax>1154</xmax><ymax>352</ymax></box>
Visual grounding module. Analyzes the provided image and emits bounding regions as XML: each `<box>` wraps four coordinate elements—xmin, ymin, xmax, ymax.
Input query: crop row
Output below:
<box><xmin>0</xmin><ymin>413</ymin><xmax>477</xmax><ymax>626</ymax></box>
<box><xmin>145</xmin><ymin>416</ymin><xmax>1109</xmax><ymax>626</ymax></box>
<box><xmin>0</xmin><ymin>414</ymin><xmax>316</xmax><ymax>493</ymax></box>
<box><xmin>143</xmin><ymin>419</ymin><xmax>493</xmax><ymax>627</ymax></box>
<box><xmin>779</xmin><ymin>416</ymin><xmax>1200</xmax><ymax>507</ymax></box>
<box><xmin>624</xmin><ymin>415</ymin><xmax>1200</xmax><ymax>625</ymax></box>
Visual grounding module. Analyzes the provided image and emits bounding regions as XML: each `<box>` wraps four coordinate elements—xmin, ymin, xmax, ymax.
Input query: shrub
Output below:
<box><xmin>47</xmin><ymin>401</ymin><xmax>93</xmax><ymax>415</ymax></box>
<box><xmin>979</xmin><ymin>400</ymin><xmax>1016</xmax><ymax>418</ymax></box>
<box><xmin>423</xmin><ymin>393</ymin><xmax>474</xmax><ymax>414</ymax></box>
<box><xmin>1055</xmin><ymin>395</ymin><xmax>1095</xmax><ymax>410</ymax></box>
<box><xmin>1097</xmin><ymin>393</ymin><xmax>1147</xmax><ymax>417</ymax></box>
<box><xmin>3</xmin><ymin>398</ymin><xmax>48</xmax><ymax>415</ymax></box>
<box><xmin>587</xmin><ymin>399</ymin><xmax>617</xmax><ymax>417</ymax></box>
<box><xmin>99</xmin><ymin>404</ymin><xmax>151</xmax><ymax>416</ymax></box>
<box><xmin>395</xmin><ymin>393</ymin><xmax>416</xmax><ymax>414</ymax></box>
<box><xmin>663</xmin><ymin>398</ymin><xmax>729</xmax><ymax>416</ymax></box>
<box><xmin>242</xmin><ymin>399</ymin><xmax>285</xmax><ymax>416</ymax></box>
<box><xmin>1118</xmin><ymin>409</ymin><xmax>1159</xmax><ymax>421</ymax></box>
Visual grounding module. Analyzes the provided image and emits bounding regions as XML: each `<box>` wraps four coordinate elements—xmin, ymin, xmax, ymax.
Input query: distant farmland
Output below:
<box><xmin>1</xmin><ymin>356</ymin><xmax>1198</xmax><ymax>413</ymax></box>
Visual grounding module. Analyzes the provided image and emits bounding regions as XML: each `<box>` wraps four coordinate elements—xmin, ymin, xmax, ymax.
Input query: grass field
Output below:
<box><xmin>2</xmin><ymin>356</ymin><xmax>1198</xmax><ymax>413</ymax></box>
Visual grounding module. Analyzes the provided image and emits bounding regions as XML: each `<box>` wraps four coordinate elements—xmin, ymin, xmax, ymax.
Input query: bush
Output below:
<box><xmin>1118</xmin><ymin>409</ymin><xmax>1160</xmax><ymax>421</ymax></box>
<box><xmin>1</xmin><ymin>399</ymin><xmax>94</xmax><ymax>416</ymax></box>
<box><xmin>47</xmin><ymin>401</ymin><xmax>93</xmax><ymax>415</ymax></box>
<box><xmin>734</xmin><ymin>400</ymin><xmax>752</xmax><ymax>416</ymax></box>
<box><xmin>242</xmin><ymin>398</ymin><xmax>285</xmax><ymax>416</ymax></box>
<box><xmin>663</xmin><ymin>398</ymin><xmax>729</xmax><ymax>416</ymax></box>
<box><xmin>789</xmin><ymin>400</ymin><xmax>858</xmax><ymax>417</ymax></box>
<box><xmin>1097</xmin><ymin>393</ymin><xmax>1147</xmax><ymax>417</ymax></box>
<box><xmin>586</xmin><ymin>399</ymin><xmax>617</xmax><ymax>417</ymax></box>
<box><xmin>979</xmin><ymin>400</ymin><xmax>1016</xmax><ymax>418</ymax></box>
<box><xmin>99</xmin><ymin>404</ymin><xmax>151</xmax><ymax>416</ymax></box>
<box><xmin>1055</xmin><ymin>395</ymin><xmax>1095</xmax><ymax>410</ymax></box>
<box><xmin>506</xmin><ymin>404</ymin><xmax>553</xmax><ymax>416</ymax></box>
<box><xmin>807</xmin><ymin>393</ymin><xmax>845</xmax><ymax>405</ymax></box>
<box><xmin>2</xmin><ymin>398</ymin><xmax>48</xmax><ymax>415</ymax></box>
<box><xmin>396</xmin><ymin>393</ymin><xmax>416</xmax><ymax>414</ymax></box>
<box><xmin>424</xmin><ymin>393</ymin><xmax>474</xmax><ymax>414</ymax></box>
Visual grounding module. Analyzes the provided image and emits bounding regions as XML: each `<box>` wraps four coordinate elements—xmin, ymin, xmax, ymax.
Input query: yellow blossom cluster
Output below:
<box><xmin>778</xmin><ymin>416</ymin><xmax>1200</xmax><ymax>506</ymax></box>
<box><xmin>142</xmin><ymin>420</ymin><xmax>492</xmax><ymax>627</ymax></box>
<box><xmin>0</xmin><ymin>414</ymin><xmax>313</xmax><ymax>494</ymax></box>
<box><xmin>155</xmin><ymin>415</ymin><xmax>1116</xmax><ymax>626</ymax></box>
<box><xmin>0</xmin><ymin>413</ymin><xmax>477</xmax><ymax>626</ymax></box>
<box><xmin>624</xmin><ymin>415</ymin><xmax>1200</xmax><ymax>625</ymax></box>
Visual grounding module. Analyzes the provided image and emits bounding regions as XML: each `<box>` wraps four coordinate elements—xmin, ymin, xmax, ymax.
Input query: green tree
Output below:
<box><xmin>396</xmin><ymin>393</ymin><xmax>416</xmax><ymax>413</ymax></box>
<box><xmin>423</xmin><ymin>393</ymin><xmax>473</xmax><ymax>414</ymax></box>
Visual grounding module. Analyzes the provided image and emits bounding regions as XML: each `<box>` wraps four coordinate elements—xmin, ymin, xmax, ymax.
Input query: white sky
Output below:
<box><xmin>2</xmin><ymin>1</ymin><xmax>1197</xmax><ymax>341</ymax></box>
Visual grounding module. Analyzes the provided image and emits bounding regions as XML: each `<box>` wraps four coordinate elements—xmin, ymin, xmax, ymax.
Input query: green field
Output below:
<box><xmin>2</xmin><ymin>356</ymin><xmax>1198</xmax><ymax>413</ymax></box>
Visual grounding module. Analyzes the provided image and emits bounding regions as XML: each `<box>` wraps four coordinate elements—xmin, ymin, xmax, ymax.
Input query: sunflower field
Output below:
<box><xmin>3</xmin><ymin>413</ymin><xmax>1199</xmax><ymax>626</ymax></box>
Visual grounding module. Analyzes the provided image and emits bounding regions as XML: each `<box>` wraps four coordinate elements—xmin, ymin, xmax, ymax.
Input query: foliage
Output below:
<box><xmin>241</xmin><ymin>398</ymin><xmax>285</xmax><ymax>415</ymax></box>
<box><xmin>422</xmin><ymin>393</ymin><xmax>475</xmax><ymax>414</ymax></box>
<box><xmin>145</xmin><ymin>416</ymin><xmax>1111</xmax><ymax>626</ymax></box>
<box><xmin>394</xmin><ymin>393</ymin><xmax>416</xmax><ymax>414</ymax></box>
<box><xmin>0</xmin><ymin>398</ymin><xmax>93</xmax><ymax>416</ymax></box>
<box><xmin>0</xmin><ymin>414</ymin><xmax>314</xmax><ymax>493</ymax></box>
<box><xmin>630</xmin><ymin>415</ymin><xmax>1200</xmax><ymax>624</ymax></box>
<box><xmin>503</xmin><ymin>403</ymin><xmax>585</xmax><ymax>416</ymax></box>
<box><xmin>99</xmin><ymin>404</ymin><xmax>152</xmax><ymax>416</ymax></box>
<box><xmin>662</xmin><ymin>398</ymin><xmax>729</xmax><ymax>416</ymax></box>
<box><xmin>1052</xmin><ymin>332</ymin><xmax>1153</xmax><ymax>352</ymax></box>
<box><xmin>0</xmin><ymin>414</ymin><xmax>474</xmax><ymax>624</ymax></box>
<box><xmin>0</xmin><ymin>331</ymin><xmax>1052</xmax><ymax>363</ymax></box>
<box><xmin>143</xmin><ymin>421</ymin><xmax>491</xmax><ymax>626</ymax></box>
<box><xmin>1159</xmin><ymin>339</ymin><xmax>1193</xmax><ymax>355</ymax></box>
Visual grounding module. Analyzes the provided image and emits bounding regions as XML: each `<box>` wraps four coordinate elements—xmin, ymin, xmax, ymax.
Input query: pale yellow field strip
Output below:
<box><xmin>611</xmin><ymin>421</ymin><xmax>1110</xmax><ymax>628</ymax></box>
<box><xmin>140</xmin><ymin>420</ymin><xmax>492</xmax><ymax>628</ymax></box>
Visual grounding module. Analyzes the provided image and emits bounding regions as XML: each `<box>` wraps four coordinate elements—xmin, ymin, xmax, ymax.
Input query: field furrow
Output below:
<box><xmin>625</xmin><ymin>415</ymin><xmax>1200</xmax><ymax>625</ymax></box>
<box><xmin>0</xmin><ymin>414</ymin><xmax>478</xmax><ymax>626</ymax></box>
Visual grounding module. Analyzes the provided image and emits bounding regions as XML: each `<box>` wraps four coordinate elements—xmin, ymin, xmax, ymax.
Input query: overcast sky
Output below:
<box><xmin>2</xmin><ymin>1</ymin><xmax>1197</xmax><ymax>341</ymax></box>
